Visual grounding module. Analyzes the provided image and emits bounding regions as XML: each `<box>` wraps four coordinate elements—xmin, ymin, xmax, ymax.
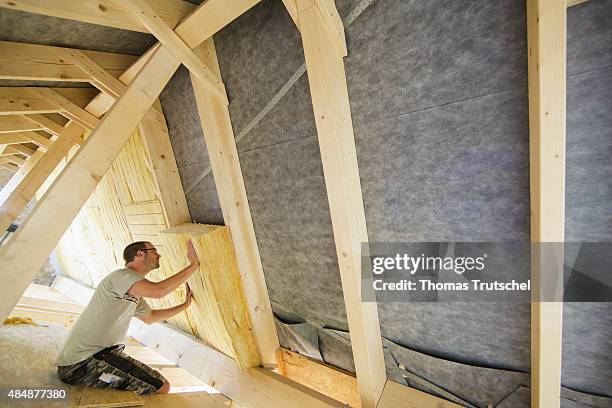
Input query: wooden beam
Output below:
<box><xmin>190</xmin><ymin>38</ymin><xmax>279</xmax><ymax>367</ymax></box>
<box><xmin>312</xmin><ymin>0</ymin><xmax>347</xmax><ymax>57</ymax></box>
<box><xmin>527</xmin><ymin>0</ymin><xmax>566</xmax><ymax>407</ymax></box>
<box><xmin>0</xmin><ymin>0</ymin><xmax>196</xmax><ymax>33</ymax></box>
<box><xmin>0</xmin><ymin>163</ymin><xmax>17</xmax><ymax>172</ymax></box>
<box><xmin>0</xmin><ymin>131</ymin><xmax>54</xmax><ymax>149</ymax></box>
<box><xmin>567</xmin><ymin>0</ymin><xmax>589</xmax><ymax>6</ymax></box>
<box><xmin>0</xmin><ymin>148</ymin><xmax>44</xmax><ymax>205</ymax></box>
<box><xmin>0</xmin><ymin>40</ymin><xmax>137</xmax><ymax>82</ymax></box>
<box><xmin>84</xmin><ymin>44</ymin><xmax>165</xmax><ymax>124</ymax></box>
<box><xmin>123</xmin><ymin>0</ymin><xmax>228</xmax><ymax>104</ymax></box>
<box><xmin>6</xmin><ymin>155</ymin><xmax>26</xmax><ymax>166</ymax></box>
<box><xmin>282</xmin><ymin>0</ymin><xmax>299</xmax><ymax>28</ymax></box>
<box><xmin>0</xmin><ymin>123</ymin><xmax>84</xmax><ymax>230</ymax></box>
<box><xmin>0</xmin><ymin>115</ymin><xmax>45</xmax><ymax>133</ymax></box>
<box><xmin>32</xmin><ymin>88</ymin><xmax>100</xmax><ymax>130</ymax></box>
<box><xmin>138</xmin><ymin>102</ymin><xmax>190</xmax><ymax>227</ymax></box>
<box><xmin>0</xmin><ymin>144</ymin><xmax>35</xmax><ymax>157</ymax></box>
<box><xmin>127</xmin><ymin>319</ymin><xmax>345</xmax><ymax>408</ymax></box>
<box><xmin>174</xmin><ymin>0</ymin><xmax>262</xmax><ymax>49</ymax></box>
<box><xmin>0</xmin><ymin>87</ymin><xmax>97</xmax><ymax>115</ymax></box>
<box><xmin>53</xmin><ymin>48</ymin><xmax>126</xmax><ymax>98</ymax></box>
<box><xmin>277</xmin><ymin>348</ymin><xmax>360</xmax><ymax>407</ymax></box>
<box><xmin>377</xmin><ymin>380</ymin><xmax>463</xmax><ymax>408</ymax></box>
<box><xmin>0</xmin><ymin>44</ymin><xmax>180</xmax><ymax>323</ymax></box>
<box><xmin>22</xmin><ymin>114</ymin><xmax>66</xmax><ymax>137</ymax></box>
<box><xmin>297</xmin><ymin>2</ymin><xmax>385</xmax><ymax>407</ymax></box>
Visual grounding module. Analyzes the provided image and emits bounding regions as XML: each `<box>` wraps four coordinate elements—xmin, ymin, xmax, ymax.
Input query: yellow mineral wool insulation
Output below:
<box><xmin>52</xmin><ymin>129</ymin><xmax>200</xmax><ymax>337</ymax></box>
<box><xmin>3</xmin><ymin>317</ymin><xmax>36</xmax><ymax>325</ymax></box>
<box><xmin>159</xmin><ymin>223</ymin><xmax>261</xmax><ymax>368</ymax></box>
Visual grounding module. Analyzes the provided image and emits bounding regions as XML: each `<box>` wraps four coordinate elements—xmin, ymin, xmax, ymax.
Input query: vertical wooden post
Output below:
<box><xmin>297</xmin><ymin>1</ymin><xmax>386</xmax><ymax>406</ymax></box>
<box><xmin>190</xmin><ymin>38</ymin><xmax>280</xmax><ymax>367</ymax></box>
<box><xmin>527</xmin><ymin>0</ymin><xmax>566</xmax><ymax>407</ymax></box>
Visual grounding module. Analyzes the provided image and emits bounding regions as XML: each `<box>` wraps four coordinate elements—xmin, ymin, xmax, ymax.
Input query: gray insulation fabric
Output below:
<box><xmin>563</xmin><ymin>0</ymin><xmax>612</xmax><ymax>400</ymax></box>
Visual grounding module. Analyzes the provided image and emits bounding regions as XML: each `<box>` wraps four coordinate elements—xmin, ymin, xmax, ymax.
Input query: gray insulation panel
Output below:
<box><xmin>562</xmin><ymin>0</ymin><xmax>612</xmax><ymax>399</ymax></box>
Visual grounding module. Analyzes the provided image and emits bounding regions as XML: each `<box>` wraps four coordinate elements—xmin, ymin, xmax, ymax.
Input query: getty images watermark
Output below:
<box><xmin>361</xmin><ymin>242</ymin><xmax>612</xmax><ymax>303</ymax></box>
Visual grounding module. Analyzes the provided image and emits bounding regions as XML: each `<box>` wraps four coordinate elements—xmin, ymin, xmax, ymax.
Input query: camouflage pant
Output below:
<box><xmin>57</xmin><ymin>344</ymin><xmax>165</xmax><ymax>395</ymax></box>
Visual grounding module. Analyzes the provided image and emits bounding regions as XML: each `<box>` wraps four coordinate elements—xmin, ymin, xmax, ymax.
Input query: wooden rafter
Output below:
<box><xmin>123</xmin><ymin>0</ymin><xmax>228</xmax><ymax>104</ymax></box>
<box><xmin>0</xmin><ymin>40</ymin><xmax>137</xmax><ymax>82</ymax></box>
<box><xmin>0</xmin><ymin>131</ymin><xmax>53</xmax><ymax>149</ymax></box>
<box><xmin>0</xmin><ymin>145</ymin><xmax>35</xmax><ymax>157</ymax></box>
<box><xmin>23</xmin><ymin>114</ymin><xmax>66</xmax><ymax>137</ymax></box>
<box><xmin>0</xmin><ymin>149</ymin><xmax>44</xmax><ymax>205</ymax></box>
<box><xmin>174</xmin><ymin>0</ymin><xmax>262</xmax><ymax>49</ymax></box>
<box><xmin>567</xmin><ymin>0</ymin><xmax>589</xmax><ymax>6</ymax></box>
<box><xmin>527</xmin><ymin>0</ymin><xmax>566</xmax><ymax>407</ymax></box>
<box><xmin>190</xmin><ymin>39</ymin><xmax>280</xmax><ymax>367</ymax></box>
<box><xmin>53</xmin><ymin>48</ymin><xmax>126</xmax><ymax>98</ymax></box>
<box><xmin>0</xmin><ymin>123</ymin><xmax>84</xmax><ymax>232</ymax></box>
<box><xmin>0</xmin><ymin>162</ymin><xmax>18</xmax><ymax>172</ymax></box>
<box><xmin>33</xmin><ymin>88</ymin><xmax>100</xmax><ymax>130</ymax></box>
<box><xmin>0</xmin><ymin>115</ymin><xmax>45</xmax><ymax>133</ymax></box>
<box><xmin>0</xmin><ymin>87</ymin><xmax>98</xmax><ymax>116</ymax></box>
<box><xmin>0</xmin><ymin>0</ymin><xmax>196</xmax><ymax>33</ymax></box>
<box><xmin>0</xmin><ymin>45</ymin><xmax>181</xmax><ymax>322</ymax></box>
<box><xmin>297</xmin><ymin>1</ymin><xmax>385</xmax><ymax>406</ymax></box>
<box><xmin>6</xmin><ymin>155</ymin><xmax>26</xmax><ymax>166</ymax></box>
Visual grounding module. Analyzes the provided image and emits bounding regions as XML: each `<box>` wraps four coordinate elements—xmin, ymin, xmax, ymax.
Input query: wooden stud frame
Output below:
<box><xmin>527</xmin><ymin>0</ymin><xmax>566</xmax><ymax>407</ymax></box>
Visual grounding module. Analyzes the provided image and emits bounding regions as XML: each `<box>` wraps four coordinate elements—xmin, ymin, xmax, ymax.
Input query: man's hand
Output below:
<box><xmin>187</xmin><ymin>239</ymin><xmax>200</xmax><ymax>268</ymax></box>
<box><xmin>184</xmin><ymin>283</ymin><xmax>193</xmax><ymax>308</ymax></box>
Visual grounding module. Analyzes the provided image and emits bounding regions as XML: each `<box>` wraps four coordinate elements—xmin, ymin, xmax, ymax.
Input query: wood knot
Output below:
<box><xmin>160</xmin><ymin>154</ymin><xmax>166</xmax><ymax>159</ymax></box>
<box><xmin>98</xmin><ymin>4</ymin><xmax>107</xmax><ymax>12</ymax></box>
<box><xmin>90</xmin><ymin>173</ymin><xmax>102</xmax><ymax>183</ymax></box>
<box><xmin>7</xmin><ymin>2</ymin><xmax>16</xmax><ymax>6</ymax></box>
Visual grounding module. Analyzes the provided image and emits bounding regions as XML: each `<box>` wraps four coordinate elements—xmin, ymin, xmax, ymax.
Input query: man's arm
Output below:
<box><xmin>128</xmin><ymin>240</ymin><xmax>199</xmax><ymax>299</ymax></box>
<box><xmin>138</xmin><ymin>285</ymin><xmax>193</xmax><ymax>325</ymax></box>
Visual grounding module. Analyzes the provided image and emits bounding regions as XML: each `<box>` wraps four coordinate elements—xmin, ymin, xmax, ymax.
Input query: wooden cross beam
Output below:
<box><xmin>22</xmin><ymin>114</ymin><xmax>66</xmax><ymax>137</ymax></box>
<box><xmin>0</xmin><ymin>115</ymin><xmax>48</xmax><ymax>134</ymax></box>
<box><xmin>0</xmin><ymin>0</ymin><xmax>196</xmax><ymax>33</ymax></box>
<box><xmin>0</xmin><ymin>87</ymin><xmax>98</xmax><ymax>116</ymax></box>
<box><xmin>0</xmin><ymin>145</ymin><xmax>35</xmax><ymax>157</ymax></box>
<box><xmin>0</xmin><ymin>131</ymin><xmax>53</xmax><ymax>149</ymax></box>
<box><xmin>123</xmin><ymin>0</ymin><xmax>228</xmax><ymax>104</ymax></box>
<box><xmin>33</xmin><ymin>88</ymin><xmax>101</xmax><ymax>130</ymax></box>
<box><xmin>0</xmin><ymin>40</ymin><xmax>138</xmax><ymax>82</ymax></box>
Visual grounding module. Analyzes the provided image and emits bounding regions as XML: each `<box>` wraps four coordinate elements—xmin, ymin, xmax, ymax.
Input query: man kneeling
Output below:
<box><xmin>56</xmin><ymin>240</ymin><xmax>199</xmax><ymax>394</ymax></box>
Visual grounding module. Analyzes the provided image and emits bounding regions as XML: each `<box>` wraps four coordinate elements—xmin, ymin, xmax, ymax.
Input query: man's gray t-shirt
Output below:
<box><xmin>56</xmin><ymin>268</ymin><xmax>151</xmax><ymax>366</ymax></box>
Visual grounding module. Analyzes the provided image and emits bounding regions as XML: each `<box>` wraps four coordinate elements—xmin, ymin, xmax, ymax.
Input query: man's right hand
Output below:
<box><xmin>187</xmin><ymin>239</ymin><xmax>200</xmax><ymax>268</ymax></box>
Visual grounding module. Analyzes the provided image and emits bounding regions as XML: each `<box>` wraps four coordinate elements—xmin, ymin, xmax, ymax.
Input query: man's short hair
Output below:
<box><xmin>123</xmin><ymin>241</ymin><xmax>150</xmax><ymax>264</ymax></box>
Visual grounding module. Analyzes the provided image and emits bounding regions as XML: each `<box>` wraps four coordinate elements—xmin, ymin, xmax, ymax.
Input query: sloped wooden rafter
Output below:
<box><xmin>0</xmin><ymin>0</ymin><xmax>196</xmax><ymax>33</ymax></box>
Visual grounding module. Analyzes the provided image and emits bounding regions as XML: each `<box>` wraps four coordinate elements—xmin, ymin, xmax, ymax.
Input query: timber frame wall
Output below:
<box><xmin>0</xmin><ymin>0</ymin><xmax>581</xmax><ymax>407</ymax></box>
